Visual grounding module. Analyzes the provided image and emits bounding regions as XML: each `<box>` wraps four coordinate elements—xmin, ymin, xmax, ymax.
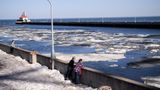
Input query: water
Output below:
<box><xmin>0</xmin><ymin>17</ymin><xmax>160</xmax><ymax>83</ymax></box>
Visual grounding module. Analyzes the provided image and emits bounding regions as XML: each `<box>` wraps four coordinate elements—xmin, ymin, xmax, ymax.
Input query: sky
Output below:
<box><xmin>0</xmin><ymin>0</ymin><xmax>160</xmax><ymax>19</ymax></box>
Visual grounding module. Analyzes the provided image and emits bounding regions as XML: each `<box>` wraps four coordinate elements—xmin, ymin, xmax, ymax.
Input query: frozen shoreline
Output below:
<box><xmin>0</xmin><ymin>50</ymin><xmax>96</xmax><ymax>90</ymax></box>
<box><xmin>0</xmin><ymin>26</ymin><xmax>160</xmax><ymax>88</ymax></box>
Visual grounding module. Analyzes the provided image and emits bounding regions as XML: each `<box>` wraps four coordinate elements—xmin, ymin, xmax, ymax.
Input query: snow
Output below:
<box><xmin>0</xmin><ymin>50</ymin><xmax>96</xmax><ymax>90</ymax></box>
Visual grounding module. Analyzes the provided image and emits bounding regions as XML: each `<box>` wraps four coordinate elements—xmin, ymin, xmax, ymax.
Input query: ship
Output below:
<box><xmin>16</xmin><ymin>11</ymin><xmax>31</xmax><ymax>23</ymax></box>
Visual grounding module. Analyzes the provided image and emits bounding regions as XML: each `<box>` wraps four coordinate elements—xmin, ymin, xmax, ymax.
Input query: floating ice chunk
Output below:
<box><xmin>109</xmin><ymin>64</ymin><xmax>118</xmax><ymax>67</ymax></box>
<box><xmin>152</xmin><ymin>56</ymin><xmax>160</xmax><ymax>58</ymax></box>
<box><xmin>89</xmin><ymin>38</ymin><xmax>104</xmax><ymax>43</ymax></box>
<box><xmin>32</xmin><ymin>36</ymin><xmax>42</xmax><ymax>41</ymax></box>
<box><xmin>142</xmin><ymin>76</ymin><xmax>160</xmax><ymax>88</ymax></box>
<box><xmin>107</xmin><ymin>48</ymin><xmax>127</xmax><ymax>54</ymax></box>
<box><xmin>147</xmin><ymin>44</ymin><xmax>160</xmax><ymax>47</ymax></box>
<box><xmin>137</xmin><ymin>34</ymin><xmax>149</xmax><ymax>37</ymax></box>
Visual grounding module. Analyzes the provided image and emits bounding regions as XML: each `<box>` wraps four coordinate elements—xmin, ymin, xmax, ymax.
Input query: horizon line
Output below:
<box><xmin>1</xmin><ymin>15</ymin><xmax>160</xmax><ymax>20</ymax></box>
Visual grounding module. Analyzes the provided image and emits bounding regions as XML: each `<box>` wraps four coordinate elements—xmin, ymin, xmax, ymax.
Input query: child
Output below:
<box><xmin>74</xmin><ymin>59</ymin><xmax>84</xmax><ymax>84</ymax></box>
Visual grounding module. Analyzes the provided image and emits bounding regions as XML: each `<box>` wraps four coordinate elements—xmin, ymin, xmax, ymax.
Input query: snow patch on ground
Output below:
<box><xmin>0</xmin><ymin>50</ymin><xmax>96</xmax><ymax>90</ymax></box>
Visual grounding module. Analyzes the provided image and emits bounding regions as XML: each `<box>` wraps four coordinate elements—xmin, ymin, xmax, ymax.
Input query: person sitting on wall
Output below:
<box><xmin>65</xmin><ymin>57</ymin><xmax>75</xmax><ymax>80</ymax></box>
<box><xmin>10</xmin><ymin>40</ymin><xmax>16</xmax><ymax>53</ymax></box>
<box><xmin>73</xmin><ymin>59</ymin><xmax>84</xmax><ymax>84</ymax></box>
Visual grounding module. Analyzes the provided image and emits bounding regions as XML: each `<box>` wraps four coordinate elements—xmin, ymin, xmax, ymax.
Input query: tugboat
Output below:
<box><xmin>16</xmin><ymin>11</ymin><xmax>31</xmax><ymax>23</ymax></box>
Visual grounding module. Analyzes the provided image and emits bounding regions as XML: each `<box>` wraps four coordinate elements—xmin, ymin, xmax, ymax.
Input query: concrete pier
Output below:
<box><xmin>16</xmin><ymin>21</ymin><xmax>160</xmax><ymax>29</ymax></box>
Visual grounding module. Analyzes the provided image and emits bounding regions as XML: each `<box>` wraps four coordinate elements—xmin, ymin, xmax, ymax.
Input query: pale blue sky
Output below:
<box><xmin>0</xmin><ymin>0</ymin><xmax>160</xmax><ymax>19</ymax></box>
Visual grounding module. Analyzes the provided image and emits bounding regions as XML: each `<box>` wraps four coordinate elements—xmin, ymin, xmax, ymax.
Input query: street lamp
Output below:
<box><xmin>47</xmin><ymin>0</ymin><xmax>55</xmax><ymax>69</ymax></box>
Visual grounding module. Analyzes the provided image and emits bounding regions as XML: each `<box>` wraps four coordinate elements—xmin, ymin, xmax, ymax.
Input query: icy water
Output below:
<box><xmin>0</xmin><ymin>19</ymin><xmax>160</xmax><ymax>82</ymax></box>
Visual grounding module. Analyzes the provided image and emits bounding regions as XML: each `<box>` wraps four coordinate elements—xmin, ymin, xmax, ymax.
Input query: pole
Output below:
<box><xmin>135</xmin><ymin>17</ymin><xmax>137</xmax><ymax>23</ymax></box>
<box><xmin>47</xmin><ymin>0</ymin><xmax>55</xmax><ymax>69</ymax></box>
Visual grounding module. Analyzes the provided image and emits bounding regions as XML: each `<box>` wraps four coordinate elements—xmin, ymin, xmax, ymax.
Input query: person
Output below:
<box><xmin>74</xmin><ymin>59</ymin><xmax>84</xmax><ymax>84</ymax></box>
<box><xmin>11</xmin><ymin>40</ymin><xmax>15</xmax><ymax>47</ymax></box>
<box><xmin>10</xmin><ymin>40</ymin><xmax>16</xmax><ymax>53</ymax></box>
<box><xmin>65</xmin><ymin>57</ymin><xmax>75</xmax><ymax>80</ymax></box>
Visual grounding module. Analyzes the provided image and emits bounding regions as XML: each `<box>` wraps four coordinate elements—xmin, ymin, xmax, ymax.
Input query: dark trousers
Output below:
<box><xmin>65</xmin><ymin>67</ymin><xmax>73</xmax><ymax>80</ymax></box>
<box><xmin>10</xmin><ymin>46</ymin><xmax>14</xmax><ymax>53</ymax></box>
<box><xmin>74</xmin><ymin>71</ymin><xmax>80</xmax><ymax>84</ymax></box>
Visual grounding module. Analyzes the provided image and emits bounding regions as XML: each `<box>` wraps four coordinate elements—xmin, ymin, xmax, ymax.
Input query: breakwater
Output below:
<box><xmin>0</xmin><ymin>43</ymin><xmax>159</xmax><ymax>90</ymax></box>
<box><xmin>16</xmin><ymin>21</ymin><xmax>160</xmax><ymax>28</ymax></box>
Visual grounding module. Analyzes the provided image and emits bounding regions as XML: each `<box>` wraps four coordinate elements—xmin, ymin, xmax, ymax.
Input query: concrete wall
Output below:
<box><xmin>0</xmin><ymin>43</ymin><xmax>33</xmax><ymax>63</ymax></box>
<box><xmin>37</xmin><ymin>54</ymin><xmax>52</xmax><ymax>69</ymax></box>
<box><xmin>0</xmin><ymin>43</ymin><xmax>11</xmax><ymax>53</ymax></box>
<box><xmin>53</xmin><ymin>58</ymin><xmax>159</xmax><ymax>90</ymax></box>
<box><xmin>0</xmin><ymin>43</ymin><xmax>159</xmax><ymax>90</ymax></box>
<box><xmin>80</xmin><ymin>67</ymin><xmax>156</xmax><ymax>90</ymax></box>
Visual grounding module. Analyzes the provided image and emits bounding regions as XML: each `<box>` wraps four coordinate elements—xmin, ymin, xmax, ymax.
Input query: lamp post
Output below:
<box><xmin>134</xmin><ymin>17</ymin><xmax>137</xmax><ymax>23</ymax></box>
<box><xmin>47</xmin><ymin>0</ymin><xmax>55</xmax><ymax>69</ymax></box>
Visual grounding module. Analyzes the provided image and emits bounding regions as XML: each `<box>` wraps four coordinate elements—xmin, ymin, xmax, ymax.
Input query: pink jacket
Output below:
<box><xmin>74</xmin><ymin>62</ymin><xmax>84</xmax><ymax>75</ymax></box>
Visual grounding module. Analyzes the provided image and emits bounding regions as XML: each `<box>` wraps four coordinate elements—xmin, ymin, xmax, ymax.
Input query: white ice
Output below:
<box><xmin>0</xmin><ymin>50</ymin><xmax>96</xmax><ymax>90</ymax></box>
<box><xmin>142</xmin><ymin>76</ymin><xmax>160</xmax><ymax>88</ymax></box>
<box><xmin>0</xmin><ymin>27</ymin><xmax>160</xmax><ymax>88</ymax></box>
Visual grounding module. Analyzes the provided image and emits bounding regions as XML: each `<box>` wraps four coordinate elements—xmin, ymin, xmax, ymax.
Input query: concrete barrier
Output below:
<box><xmin>0</xmin><ymin>43</ymin><xmax>32</xmax><ymax>63</ymax></box>
<box><xmin>0</xmin><ymin>43</ymin><xmax>159</xmax><ymax>90</ymax></box>
<box><xmin>53</xmin><ymin>57</ymin><xmax>159</xmax><ymax>90</ymax></box>
<box><xmin>0</xmin><ymin>43</ymin><xmax>11</xmax><ymax>53</ymax></box>
<box><xmin>36</xmin><ymin>54</ymin><xmax>52</xmax><ymax>69</ymax></box>
<box><xmin>80</xmin><ymin>67</ymin><xmax>157</xmax><ymax>90</ymax></box>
